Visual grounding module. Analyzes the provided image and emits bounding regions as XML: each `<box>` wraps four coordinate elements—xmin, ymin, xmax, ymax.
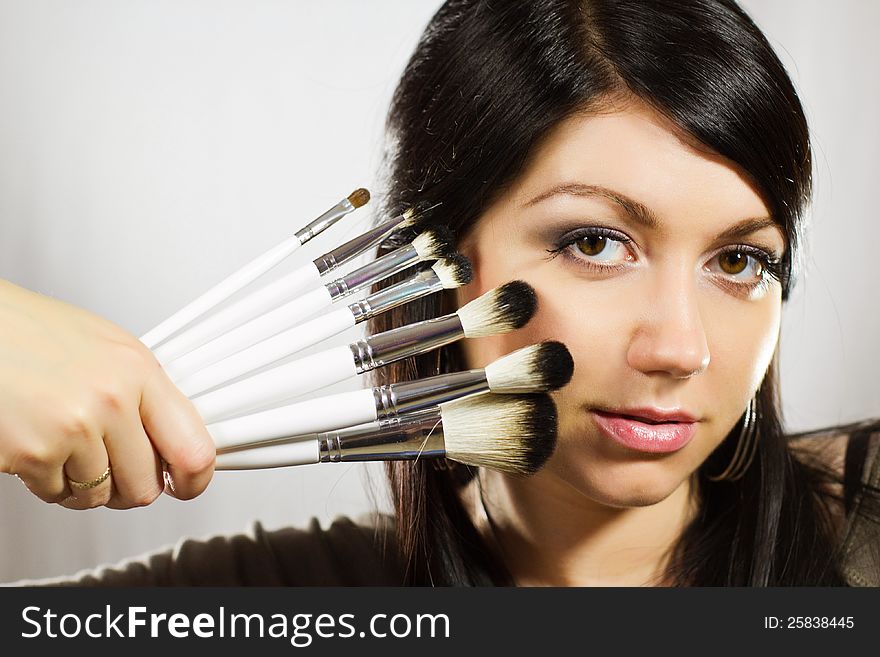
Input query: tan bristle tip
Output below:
<box><xmin>348</xmin><ymin>188</ymin><xmax>370</xmax><ymax>208</ymax></box>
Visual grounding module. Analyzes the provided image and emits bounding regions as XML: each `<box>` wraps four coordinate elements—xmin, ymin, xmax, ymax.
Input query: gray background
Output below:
<box><xmin>0</xmin><ymin>0</ymin><xmax>877</xmax><ymax>582</ymax></box>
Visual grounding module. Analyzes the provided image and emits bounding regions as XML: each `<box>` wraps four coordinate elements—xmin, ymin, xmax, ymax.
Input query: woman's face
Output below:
<box><xmin>457</xmin><ymin>97</ymin><xmax>784</xmax><ymax>507</ymax></box>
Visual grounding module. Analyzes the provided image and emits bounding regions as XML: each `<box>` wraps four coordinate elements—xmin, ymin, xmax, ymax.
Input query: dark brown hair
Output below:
<box><xmin>368</xmin><ymin>0</ymin><xmax>880</xmax><ymax>585</ymax></box>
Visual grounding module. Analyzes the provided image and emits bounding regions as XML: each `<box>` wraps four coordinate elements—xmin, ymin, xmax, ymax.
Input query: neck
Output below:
<box><xmin>466</xmin><ymin>469</ymin><xmax>700</xmax><ymax>587</ymax></box>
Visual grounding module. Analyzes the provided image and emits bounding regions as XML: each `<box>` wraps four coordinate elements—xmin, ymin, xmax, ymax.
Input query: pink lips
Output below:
<box><xmin>590</xmin><ymin>409</ymin><xmax>697</xmax><ymax>453</ymax></box>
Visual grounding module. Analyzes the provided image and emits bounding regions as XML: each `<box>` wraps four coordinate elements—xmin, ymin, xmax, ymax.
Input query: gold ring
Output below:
<box><xmin>68</xmin><ymin>466</ymin><xmax>111</xmax><ymax>491</ymax></box>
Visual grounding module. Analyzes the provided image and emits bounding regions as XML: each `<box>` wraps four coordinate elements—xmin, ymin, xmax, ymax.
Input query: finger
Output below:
<box><xmin>102</xmin><ymin>408</ymin><xmax>165</xmax><ymax>509</ymax></box>
<box><xmin>59</xmin><ymin>433</ymin><xmax>112</xmax><ymax>510</ymax></box>
<box><xmin>140</xmin><ymin>368</ymin><xmax>215</xmax><ymax>501</ymax></box>
<box><xmin>12</xmin><ymin>433</ymin><xmax>74</xmax><ymax>504</ymax></box>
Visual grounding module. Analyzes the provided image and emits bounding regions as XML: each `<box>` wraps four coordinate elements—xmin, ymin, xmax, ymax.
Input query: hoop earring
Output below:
<box><xmin>707</xmin><ymin>396</ymin><xmax>759</xmax><ymax>482</ymax></box>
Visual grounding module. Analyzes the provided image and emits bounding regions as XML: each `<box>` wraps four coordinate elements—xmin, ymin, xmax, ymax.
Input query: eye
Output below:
<box><xmin>706</xmin><ymin>245</ymin><xmax>785</xmax><ymax>292</ymax></box>
<box><xmin>718</xmin><ymin>251</ymin><xmax>759</xmax><ymax>277</ymax></box>
<box><xmin>548</xmin><ymin>226</ymin><xmax>635</xmax><ymax>268</ymax></box>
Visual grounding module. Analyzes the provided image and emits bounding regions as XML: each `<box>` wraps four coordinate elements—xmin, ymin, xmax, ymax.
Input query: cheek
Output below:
<box><xmin>457</xmin><ymin>264</ymin><xmax>618</xmax><ymax>370</ymax></box>
<box><xmin>701</xmin><ymin>290</ymin><xmax>781</xmax><ymax>400</ymax></box>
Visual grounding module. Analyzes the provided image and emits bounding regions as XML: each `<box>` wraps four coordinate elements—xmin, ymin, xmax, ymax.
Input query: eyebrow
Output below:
<box><xmin>522</xmin><ymin>182</ymin><xmax>779</xmax><ymax>243</ymax></box>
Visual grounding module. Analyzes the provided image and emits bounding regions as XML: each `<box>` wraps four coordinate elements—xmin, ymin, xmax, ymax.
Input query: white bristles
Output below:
<box><xmin>431</xmin><ymin>255</ymin><xmax>473</xmax><ymax>289</ymax></box>
<box><xmin>411</xmin><ymin>226</ymin><xmax>454</xmax><ymax>260</ymax></box>
<box><xmin>398</xmin><ymin>201</ymin><xmax>441</xmax><ymax>229</ymax></box>
<box><xmin>484</xmin><ymin>341</ymin><xmax>574</xmax><ymax>393</ymax></box>
<box><xmin>457</xmin><ymin>280</ymin><xmax>537</xmax><ymax>338</ymax></box>
<box><xmin>439</xmin><ymin>394</ymin><xmax>557</xmax><ymax>475</ymax></box>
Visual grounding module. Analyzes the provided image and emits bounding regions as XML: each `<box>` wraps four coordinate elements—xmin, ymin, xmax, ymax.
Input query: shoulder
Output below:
<box><xmin>788</xmin><ymin>418</ymin><xmax>880</xmax><ymax>496</ymax></box>
<box><xmin>257</xmin><ymin>512</ymin><xmax>404</xmax><ymax>586</ymax></box>
<box><xmin>7</xmin><ymin>512</ymin><xmax>403</xmax><ymax>587</ymax></box>
<box><xmin>789</xmin><ymin>419</ymin><xmax>880</xmax><ymax>586</ymax></box>
<box><xmin>177</xmin><ymin>511</ymin><xmax>403</xmax><ymax>586</ymax></box>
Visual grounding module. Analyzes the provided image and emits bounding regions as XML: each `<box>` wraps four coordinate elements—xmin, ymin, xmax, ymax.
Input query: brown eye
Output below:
<box><xmin>576</xmin><ymin>235</ymin><xmax>607</xmax><ymax>256</ymax></box>
<box><xmin>719</xmin><ymin>251</ymin><xmax>751</xmax><ymax>275</ymax></box>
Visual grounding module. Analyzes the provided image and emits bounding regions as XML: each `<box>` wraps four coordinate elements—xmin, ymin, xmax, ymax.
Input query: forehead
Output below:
<box><xmin>510</xmin><ymin>98</ymin><xmax>776</xmax><ymax>239</ymax></box>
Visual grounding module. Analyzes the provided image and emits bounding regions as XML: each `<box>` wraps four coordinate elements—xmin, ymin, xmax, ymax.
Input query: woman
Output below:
<box><xmin>4</xmin><ymin>0</ymin><xmax>880</xmax><ymax>586</ymax></box>
<box><xmin>367</xmin><ymin>0</ymin><xmax>880</xmax><ymax>586</ymax></box>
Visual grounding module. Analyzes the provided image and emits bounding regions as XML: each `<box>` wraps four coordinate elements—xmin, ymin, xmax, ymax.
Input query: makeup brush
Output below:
<box><xmin>184</xmin><ymin>280</ymin><xmax>537</xmax><ymax>417</ymax></box>
<box><xmin>206</xmin><ymin>341</ymin><xmax>573</xmax><ymax>451</ymax></box>
<box><xmin>157</xmin><ymin>226</ymin><xmax>455</xmax><ymax>369</ymax></box>
<box><xmin>164</xmin><ymin>255</ymin><xmax>473</xmax><ymax>385</ymax></box>
<box><xmin>214</xmin><ymin>393</ymin><xmax>558</xmax><ymax>476</ymax></box>
<box><xmin>151</xmin><ymin>205</ymin><xmax>434</xmax><ymax>364</ymax></box>
<box><xmin>140</xmin><ymin>188</ymin><xmax>370</xmax><ymax>349</ymax></box>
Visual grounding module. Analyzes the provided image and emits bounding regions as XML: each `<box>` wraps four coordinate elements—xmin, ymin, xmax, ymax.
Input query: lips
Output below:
<box><xmin>603</xmin><ymin>407</ymin><xmax>699</xmax><ymax>424</ymax></box>
<box><xmin>590</xmin><ymin>408</ymin><xmax>698</xmax><ymax>454</ymax></box>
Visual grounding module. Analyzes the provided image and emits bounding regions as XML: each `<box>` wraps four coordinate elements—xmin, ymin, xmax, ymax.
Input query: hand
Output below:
<box><xmin>0</xmin><ymin>279</ymin><xmax>215</xmax><ymax>509</ymax></box>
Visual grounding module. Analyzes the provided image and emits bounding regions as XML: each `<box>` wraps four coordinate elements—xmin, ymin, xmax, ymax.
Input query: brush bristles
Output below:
<box><xmin>431</xmin><ymin>254</ymin><xmax>473</xmax><ymax>289</ymax></box>
<box><xmin>347</xmin><ymin>188</ymin><xmax>370</xmax><ymax>209</ymax></box>
<box><xmin>399</xmin><ymin>200</ymin><xmax>441</xmax><ymax>229</ymax></box>
<box><xmin>440</xmin><ymin>394</ymin><xmax>558</xmax><ymax>475</ymax></box>
<box><xmin>458</xmin><ymin>280</ymin><xmax>537</xmax><ymax>338</ymax></box>
<box><xmin>484</xmin><ymin>341</ymin><xmax>574</xmax><ymax>392</ymax></box>
<box><xmin>412</xmin><ymin>226</ymin><xmax>456</xmax><ymax>260</ymax></box>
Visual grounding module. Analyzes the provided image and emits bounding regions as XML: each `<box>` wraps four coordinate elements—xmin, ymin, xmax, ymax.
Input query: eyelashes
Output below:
<box><xmin>545</xmin><ymin>225</ymin><xmax>786</xmax><ymax>294</ymax></box>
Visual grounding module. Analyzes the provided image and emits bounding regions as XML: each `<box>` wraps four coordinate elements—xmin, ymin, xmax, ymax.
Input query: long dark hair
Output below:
<box><xmin>368</xmin><ymin>0</ymin><xmax>880</xmax><ymax>585</ymax></box>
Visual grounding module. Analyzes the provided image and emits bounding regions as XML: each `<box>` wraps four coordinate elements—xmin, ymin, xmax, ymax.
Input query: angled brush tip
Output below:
<box><xmin>348</xmin><ymin>188</ymin><xmax>370</xmax><ymax>209</ymax></box>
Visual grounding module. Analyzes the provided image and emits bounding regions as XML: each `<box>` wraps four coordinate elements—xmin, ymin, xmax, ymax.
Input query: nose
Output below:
<box><xmin>626</xmin><ymin>269</ymin><xmax>711</xmax><ymax>379</ymax></box>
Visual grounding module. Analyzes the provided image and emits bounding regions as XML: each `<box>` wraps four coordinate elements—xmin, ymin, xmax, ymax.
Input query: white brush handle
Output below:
<box><xmin>177</xmin><ymin>307</ymin><xmax>357</xmax><ymax>399</ymax></box>
<box><xmin>140</xmin><ymin>235</ymin><xmax>302</xmax><ymax>349</ymax></box>
<box><xmin>164</xmin><ymin>285</ymin><xmax>336</xmax><ymax>380</ymax></box>
<box><xmin>207</xmin><ymin>388</ymin><xmax>376</xmax><ymax>451</ymax></box>
<box><xmin>151</xmin><ymin>262</ymin><xmax>322</xmax><ymax>364</ymax></box>
<box><xmin>193</xmin><ymin>345</ymin><xmax>357</xmax><ymax>424</ymax></box>
<box><xmin>215</xmin><ymin>438</ymin><xmax>320</xmax><ymax>470</ymax></box>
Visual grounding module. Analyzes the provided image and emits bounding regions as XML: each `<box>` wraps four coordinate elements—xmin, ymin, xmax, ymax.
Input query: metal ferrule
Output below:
<box><xmin>318</xmin><ymin>410</ymin><xmax>446</xmax><ymax>462</ymax></box>
<box><xmin>371</xmin><ymin>369</ymin><xmax>489</xmax><ymax>420</ymax></box>
<box><xmin>294</xmin><ymin>198</ymin><xmax>354</xmax><ymax>245</ymax></box>
<box><xmin>349</xmin><ymin>314</ymin><xmax>464</xmax><ymax>374</ymax></box>
<box><xmin>312</xmin><ymin>211</ymin><xmax>409</xmax><ymax>276</ymax></box>
<box><xmin>347</xmin><ymin>269</ymin><xmax>441</xmax><ymax>324</ymax></box>
<box><xmin>325</xmin><ymin>244</ymin><xmax>419</xmax><ymax>301</ymax></box>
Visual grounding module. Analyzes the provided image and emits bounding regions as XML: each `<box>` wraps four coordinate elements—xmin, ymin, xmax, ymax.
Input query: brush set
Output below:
<box><xmin>140</xmin><ymin>189</ymin><xmax>571</xmax><ymax>475</ymax></box>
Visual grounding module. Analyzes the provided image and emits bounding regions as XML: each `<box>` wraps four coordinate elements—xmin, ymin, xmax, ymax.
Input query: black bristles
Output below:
<box><xmin>495</xmin><ymin>280</ymin><xmax>537</xmax><ymax>330</ymax></box>
<box><xmin>444</xmin><ymin>253</ymin><xmax>474</xmax><ymax>286</ymax></box>
<box><xmin>536</xmin><ymin>341</ymin><xmax>575</xmax><ymax>391</ymax></box>
<box><xmin>410</xmin><ymin>200</ymin><xmax>442</xmax><ymax>221</ymax></box>
<box><xmin>519</xmin><ymin>394</ymin><xmax>559</xmax><ymax>475</ymax></box>
<box><xmin>424</xmin><ymin>225</ymin><xmax>456</xmax><ymax>259</ymax></box>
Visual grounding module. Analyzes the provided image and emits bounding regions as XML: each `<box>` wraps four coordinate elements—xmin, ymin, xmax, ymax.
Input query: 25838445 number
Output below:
<box><xmin>787</xmin><ymin>617</ymin><xmax>853</xmax><ymax>629</ymax></box>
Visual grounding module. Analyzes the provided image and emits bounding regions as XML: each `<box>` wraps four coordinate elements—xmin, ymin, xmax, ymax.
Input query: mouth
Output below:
<box><xmin>589</xmin><ymin>409</ymin><xmax>698</xmax><ymax>454</ymax></box>
<box><xmin>613</xmin><ymin>413</ymin><xmax>668</xmax><ymax>425</ymax></box>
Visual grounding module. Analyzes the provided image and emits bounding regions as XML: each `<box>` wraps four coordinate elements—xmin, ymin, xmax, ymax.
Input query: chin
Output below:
<box><xmin>589</xmin><ymin>486</ymin><xmax>679</xmax><ymax>509</ymax></box>
<box><xmin>551</xmin><ymin>452</ymin><xmax>691</xmax><ymax>509</ymax></box>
